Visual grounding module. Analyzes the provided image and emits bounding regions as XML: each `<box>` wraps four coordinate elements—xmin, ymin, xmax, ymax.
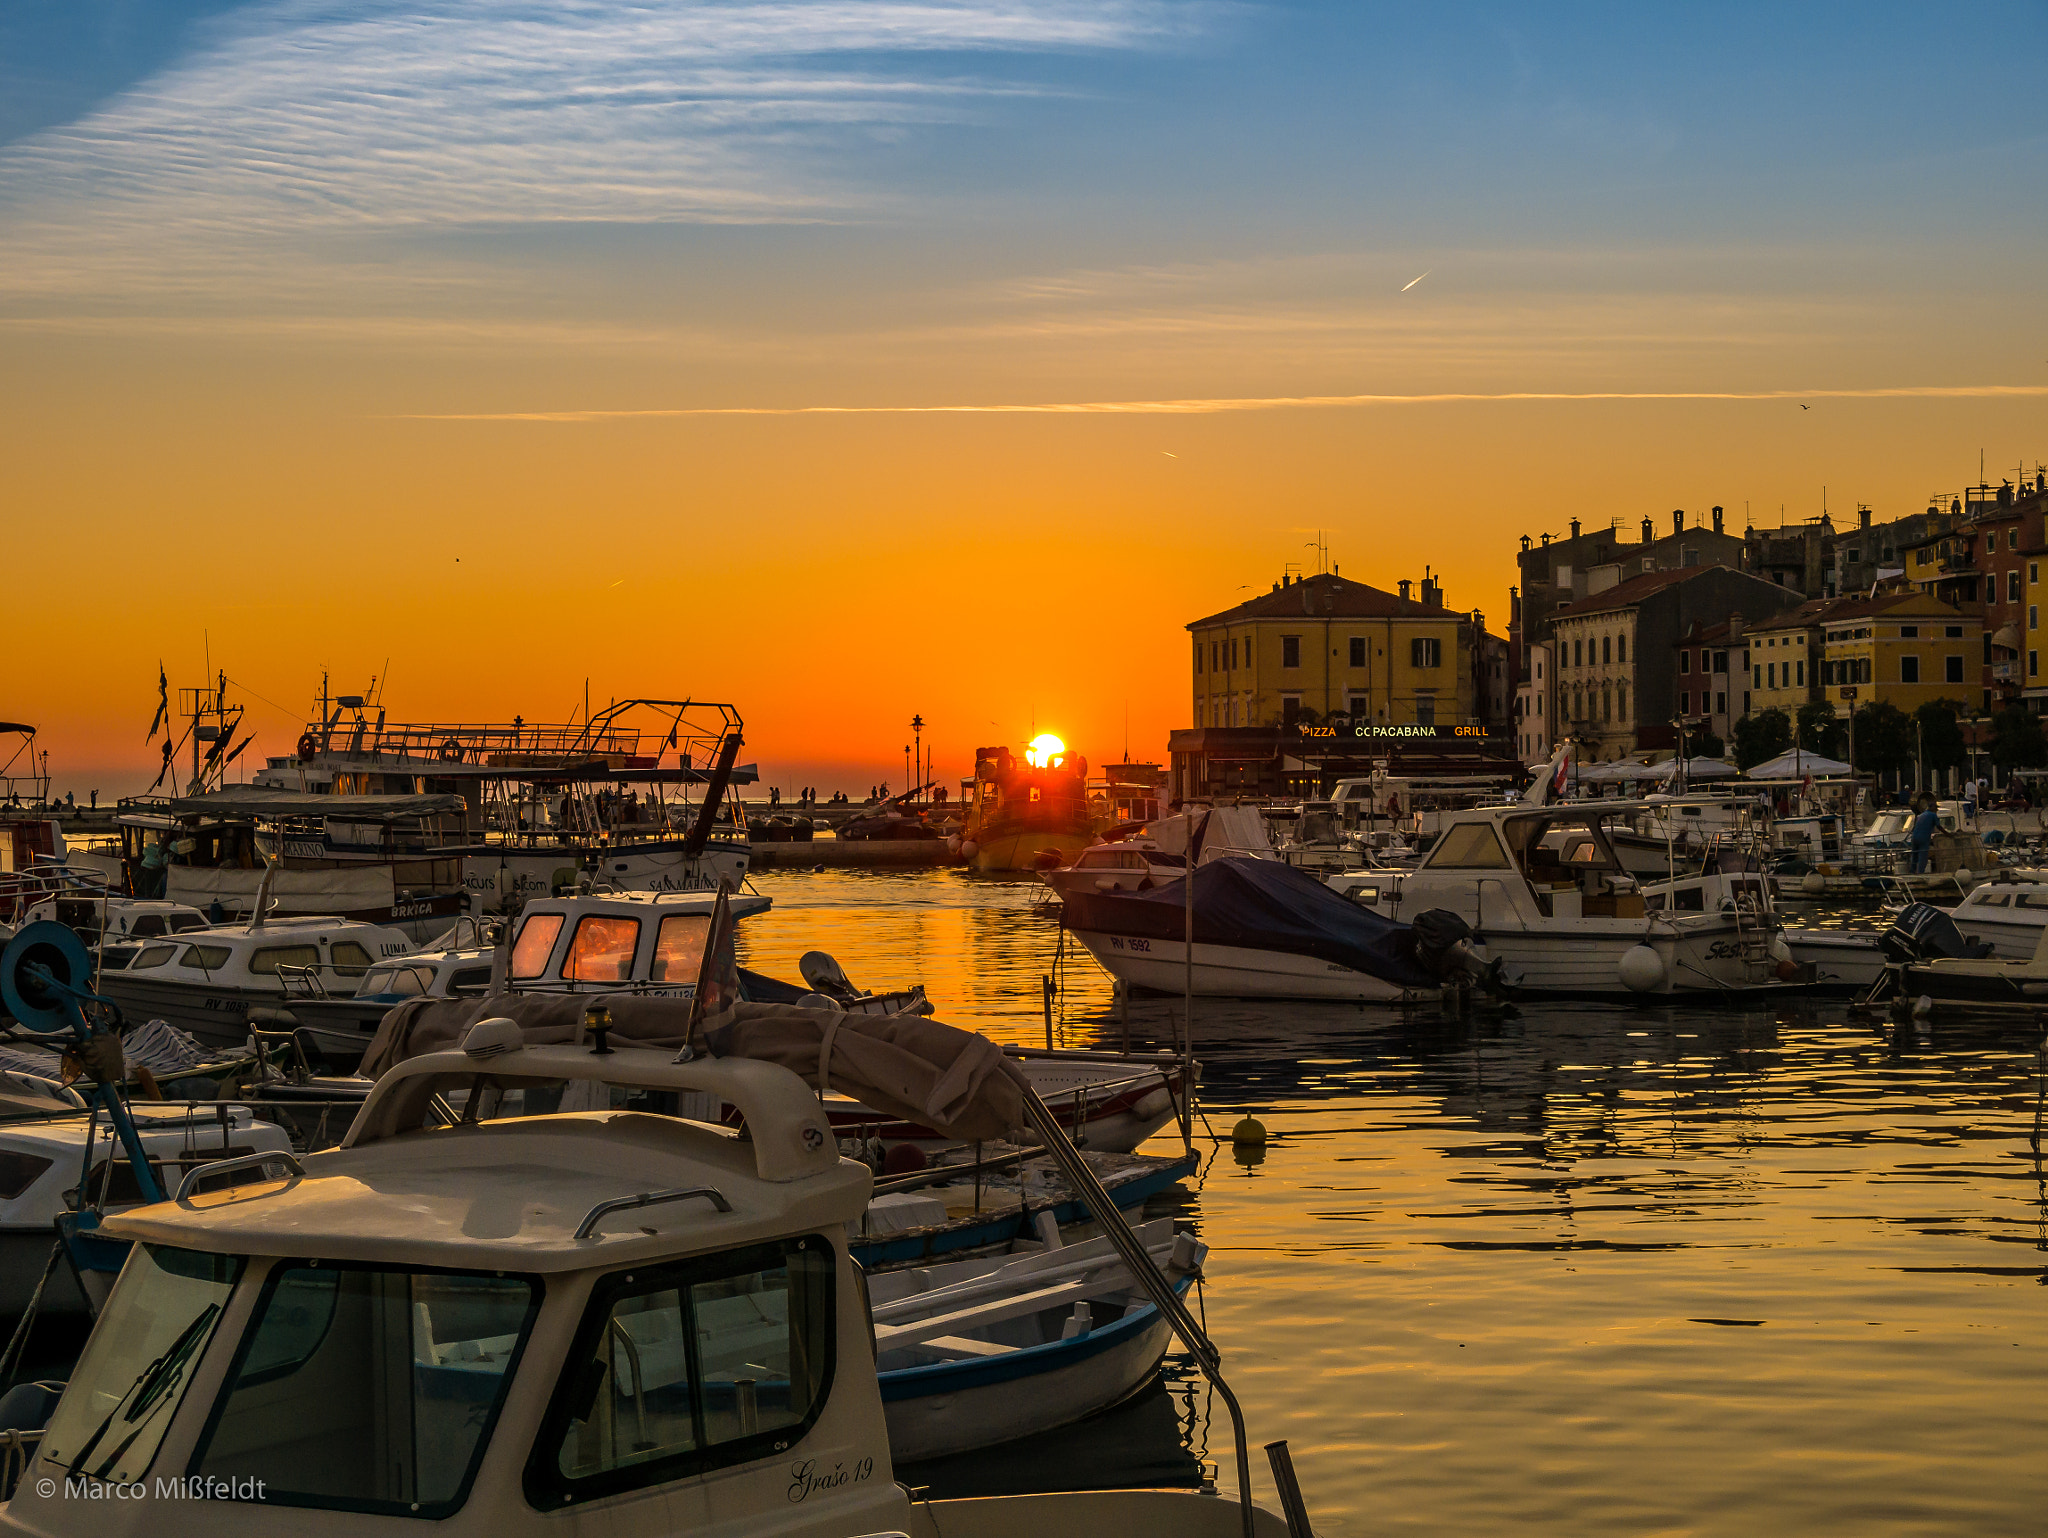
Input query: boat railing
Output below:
<box><xmin>0</xmin><ymin>1428</ymin><xmax>42</xmax><ymax>1500</ymax></box>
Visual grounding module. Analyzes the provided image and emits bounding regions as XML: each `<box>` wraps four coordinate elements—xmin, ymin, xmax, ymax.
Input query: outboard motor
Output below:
<box><xmin>1879</xmin><ymin>902</ymin><xmax>1994</xmax><ymax>964</ymax></box>
<box><xmin>1407</xmin><ymin>908</ymin><xmax>1502</xmax><ymax>992</ymax></box>
<box><xmin>798</xmin><ymin>950</ymin><xmax>862</xmax><ymax>1003</ymax></box>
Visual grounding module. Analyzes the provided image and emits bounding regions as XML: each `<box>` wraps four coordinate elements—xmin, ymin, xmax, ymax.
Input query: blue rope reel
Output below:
<box><xmin>1</xmin><ymin>920</ymin><xmax>98</xmax><ymax>1035</ymax></box>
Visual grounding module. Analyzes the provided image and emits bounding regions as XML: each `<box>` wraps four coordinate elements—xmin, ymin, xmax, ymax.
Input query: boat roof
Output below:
<box><xmin>101</xmin><ymin>1047</ymin><xmax>855</xmax><ymax>1271</ymax></box>
<box><xmin>160</xmin><ymin>786</ymin><xmax>466</xmax><ymax>821</ymax></box>
<box><xmin>522</xmin><ymin>889</ymin><xmax>772</xmax><ymax>919</ymax></box>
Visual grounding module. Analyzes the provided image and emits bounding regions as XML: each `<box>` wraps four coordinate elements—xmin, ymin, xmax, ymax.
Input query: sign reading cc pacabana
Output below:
<box><xmin>1292</xmin><ymin>723</ymin><xmax>1495</xmax><ymax>740</ymax></box>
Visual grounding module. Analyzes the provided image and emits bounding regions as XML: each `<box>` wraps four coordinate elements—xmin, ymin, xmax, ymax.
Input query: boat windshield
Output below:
<box><xmin>192</xmin><ymin>1263</ymin><xmax>538</xmax><ymax>1518</ymax></box>
<box><xmin>40</xmin><ymin>1244</ymin><xmax>244</xmax><ymax>1484</ymax></box>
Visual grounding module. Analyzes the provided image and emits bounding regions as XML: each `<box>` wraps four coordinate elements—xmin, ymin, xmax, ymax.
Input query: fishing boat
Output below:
<box><xmin>956</xmin><ymin>737</ymin><xmax>1097</xmax><ymax>873</ymax></box>
<box><xmin>1943</xmin><ymin>871</ymin><xmax>2048</xmax><ymax>955</ymax></box>
<box><xmin>2</xmin><ymin>1012</ymin><xmax>1292</xmax><ymax>1537</ymax></box>
<box><xmin>1065</xmin><ymin>855</ymin><xmax>1488</xmax><ymax>1002</ymax></box>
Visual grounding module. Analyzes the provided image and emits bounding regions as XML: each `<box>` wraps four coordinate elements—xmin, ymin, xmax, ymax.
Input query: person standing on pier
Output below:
<box><xmin>1909</xmin><ymin>794</ymin><xmax>1939</xmax><ymax>874</ymax></box>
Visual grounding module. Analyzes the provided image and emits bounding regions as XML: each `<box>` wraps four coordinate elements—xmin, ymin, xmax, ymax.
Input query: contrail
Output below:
<box><xmin>1400</xmin><ymin>269</ymin><xmax>1431</xmax><ymax>292</ymax></box>
<box><xmin>398</xmin><ymin>384</ymin><xmax>2048</xmax><ymax>423</ymax></box>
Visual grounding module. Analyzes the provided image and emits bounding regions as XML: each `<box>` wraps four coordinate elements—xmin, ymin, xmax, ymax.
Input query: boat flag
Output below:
<box><xmin>686</xmin><ymin>880</ymin><xmax>742</xmax><ymax>1056</ymax></box>
<box><xmin>147</xmin><ymin>664</ymin><xmax>168</xmax><ymax>742</ymax></box>
<box><xmin>1553</xmin><ymin>747</ymin><xmax>1572</xmax><ymax>797</ymax></box>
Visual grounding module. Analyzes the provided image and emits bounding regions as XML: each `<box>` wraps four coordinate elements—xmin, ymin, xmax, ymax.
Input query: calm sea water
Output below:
<box><xmin>738</xmin><ymin>868</ymin><xmax>2048</xmax><ymax>1538</ymax></box>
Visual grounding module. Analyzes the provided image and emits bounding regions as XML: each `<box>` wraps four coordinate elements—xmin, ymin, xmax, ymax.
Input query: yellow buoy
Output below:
<box><xmin>1230</xmin><ymin>1116</ymin><xmax>1268</xmax><ymax>1147</ymax></box>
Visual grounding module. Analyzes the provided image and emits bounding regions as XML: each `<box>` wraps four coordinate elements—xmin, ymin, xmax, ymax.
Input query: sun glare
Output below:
<box><xmin>1025</xmin><ymin>732</ymin><xmax>1066</xmax><ymax>768</ymax></box>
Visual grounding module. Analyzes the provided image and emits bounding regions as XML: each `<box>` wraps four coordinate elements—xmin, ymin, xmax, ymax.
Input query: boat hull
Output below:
<box><xmin>1066</xmin><ymin>929</ymin><xmax>1421</xmax><ymax>1001</ymax></box>
<box><xmin>969</xmin><ymin>829</ymin><xmax>1096</xmax><ymax>874</ymax></box>
<box><xmin>881</xmin><ymin>1293</ymin><xmax>1176</xmax><ymax>1461</ymax></box>
<box><xmin>0</xmin><ymin>1227</ymin><xmax>87</xmax><ymax>1317</ymax></box>
<box><xmin>89</xmin><ymin>976</ymin><xmax>288</xmax><ymax>1052</ymax></box>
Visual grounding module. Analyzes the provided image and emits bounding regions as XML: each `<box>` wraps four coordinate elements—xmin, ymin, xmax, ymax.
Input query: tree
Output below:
<box><xmin>1688</xmin><ymin>728</ymin><xmax>1726</xmax><ymax>759</ymax></box>
<box><xmin>1732</xmin><ymin>709</ymin><xmax>1792</xmax><ymax>770</ymax></box>
<box><xmin>1851</xmin><ymin>701</ymin><xmax>1914</xmax><ymax>777</ymax></box>
<box><xmin>1989</xmin><ymin>706</ymin><xmax>2048</xmax><ymax>771</ymax></box>
<box><xmin>1796</xmin><ymin>699</ymin><xmax>1846</xmax><ymax>760</ymax></box>
<box><xmin>1913</xmin><ymin>699</ymin><xmax>1967</xmax><ymax>776</ymax></box>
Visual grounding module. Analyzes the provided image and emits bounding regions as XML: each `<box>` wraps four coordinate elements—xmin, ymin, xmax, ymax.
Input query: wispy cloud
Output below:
<box><xmin>400</xmin><ymin>384</ymin><xmax>2048</xmax><ymax>421</ymax></box>
<box><xmin>0</xmin><ymin>0</ymin><xmax>1196</xmax><ymax>307</ymax></box>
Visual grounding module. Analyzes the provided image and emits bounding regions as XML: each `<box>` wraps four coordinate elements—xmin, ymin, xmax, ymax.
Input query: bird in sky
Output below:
<box><xmin>1801</xmin><ymin>404</ymin><xmax>1809</xmax><ymax>410</ymax></box>
<box><xmin>1401</xmin><ymin>269</ymin><xmax>1431</xmax><ymax>292</ymax></box>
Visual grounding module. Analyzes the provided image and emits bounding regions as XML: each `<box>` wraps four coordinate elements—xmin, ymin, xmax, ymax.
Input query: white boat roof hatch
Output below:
<box><xmin>102</xmin><ymin>1047</ymin><xmax>855</xmax><ymax>1272</ymax></box>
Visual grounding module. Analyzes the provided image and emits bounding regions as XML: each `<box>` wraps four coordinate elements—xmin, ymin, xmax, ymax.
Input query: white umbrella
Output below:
<box><xmin>1657</xmin><ymin>756</ymin><xmax>1740</xmax><ymax>782</ymax></box>
<box><xmin>1746</xmin><ymin>749</ymin><xmax>1852</xmax><ymax>779</ymax></box>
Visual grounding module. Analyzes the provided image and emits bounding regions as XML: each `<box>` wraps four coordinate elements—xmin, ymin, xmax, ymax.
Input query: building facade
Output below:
<box><xmin>1188</xmin><ymin>570</ymin><xmax>1494</xmax><ymax>731</ymax></box>
<box><xmin>1551</xmin><ymin>565</ymin><xmax>1796</xmax><ymax>760</ymax></box>
<box><xmin>1820</xmin><ymin>593</ymin><xmax>1983</xmax><ymax>716</ymax></box>
<box><xmin>1515</xmin><ymin>641</ymin><xmax>1554</xmax><ymax>763</ymax></box>
<box><xmin>1672</xmin><ymin>622</ymin><xmax>1745</xmax><ymax>745</ymax></box>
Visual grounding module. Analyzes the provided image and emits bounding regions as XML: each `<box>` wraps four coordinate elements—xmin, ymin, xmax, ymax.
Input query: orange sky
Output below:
<box><xmin>4</xmin><ymin>5</ymin><xmax>2045</xmax><ymax>797</ymax></box>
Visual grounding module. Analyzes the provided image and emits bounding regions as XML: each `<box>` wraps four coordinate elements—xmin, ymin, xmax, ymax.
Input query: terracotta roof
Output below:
<box><xmin>1817</xmin><ymin>591</ymin><xmax>1975</xmax><ymax>623</ymax></box>
<box><xmin>1552</xmin><ymin>564</ymin><xmax>1740</xmax><ymax>617</ymax></box>
<box><xmin>1187</xmin><ymin>572</ymin><xmax>1454</xmax><ymax>628</ymax></box>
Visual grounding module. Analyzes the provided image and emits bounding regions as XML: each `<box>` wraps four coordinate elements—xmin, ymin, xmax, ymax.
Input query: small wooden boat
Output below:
<box><xmin>869</xmin><ymin>1218</ymin><xmax>1202</xmax><ymax>1461</ymax></box>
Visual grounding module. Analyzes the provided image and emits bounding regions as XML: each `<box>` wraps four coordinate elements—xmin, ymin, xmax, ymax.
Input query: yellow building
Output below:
<box><xmin>1188</xmin><ymin>571</ymin><xmax>1480</xmax><ymax>729</ymax></box>
<box><xmin>1819</xmin><ymin>593</ymin><xmax>1981</xmax><ymax>713</ymax></box>
<box><xmin>1745</xmin><ymin>598</ymin><xmax>1836</xmax><ymax>716</ymax></box>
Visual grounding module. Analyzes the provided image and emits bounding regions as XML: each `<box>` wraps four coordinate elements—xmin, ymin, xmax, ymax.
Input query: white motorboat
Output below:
<box><xmin>1329</xmin><ymin>801</ymin><xmax>1802</xmax><ymax>996</ymax></box>
<box><xmin>0</xmin><ymin>1101</ymin><xmax>293</xmax><ymax>1317</ymax></box>
<box><xmin>1038</xmin><ymin>840</ymin><xmax>1188</xmax><ymax>899</ymax></box>
<box><xmin>91</xmin><ymin>912</ymin><xmax>414</xmax><ymax>1051</ymax></box>
<box><xmin>1945</xmin><ymin>871</ymin><xmax>2048</xmax><ymax>955</ymax></box>
<box><xmin>5</xmin><ymin>1024</ymin><xmax>1288</xmax><ymax>1538</ymax></box>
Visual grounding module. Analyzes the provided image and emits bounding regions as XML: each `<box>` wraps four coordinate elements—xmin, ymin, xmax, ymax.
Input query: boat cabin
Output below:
<box><xmin>96</xmin><ymin>916</ymin><xmax>414</xmax><ymax>989</ymax></box>
<box><xmin>505</xmin><ymin>891</ymin><xmax>768</xmax><ymax>997</ymax></box>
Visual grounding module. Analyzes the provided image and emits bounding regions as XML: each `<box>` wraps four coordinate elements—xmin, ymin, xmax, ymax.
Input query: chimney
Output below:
<box><xmin>1398</xmin><ymin>579</ymin><xmax>1413</xmax><ymax>600</ymax></box>
<box><xmin>1712</xmin><ymin>505</ymin><xmax>1724</xmax><ymax>533</ymax></box>
<box><xmin>1569</xmin><ymin>518</ymin><xmax>1582</xmax><ymax>538</ymax></box>
<box><xmin>1421</xmin><ymin>576</ymin><xmax>1441</xmax><ymax>609</ymax></box>
<box><xmin>1641</xmin><ymin>516</ymin><xmax>1654</xmax><ymax>544</ymax></box>
<box><xmin>1673</xmin><ymin>509</ymin><xmax>1685</xmax><ymax>534</ymax></box>
<box><xmin>1859</xmin><ymin>507</ymin><xmax>1871</xmax><ymax>530</ymax></box>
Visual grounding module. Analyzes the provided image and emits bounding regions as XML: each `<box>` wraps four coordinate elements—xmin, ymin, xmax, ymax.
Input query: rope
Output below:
<box><xmin>0</xmin><ymin>1243</ymin><xmax>62</xmax><ymax>1383</ymax></box>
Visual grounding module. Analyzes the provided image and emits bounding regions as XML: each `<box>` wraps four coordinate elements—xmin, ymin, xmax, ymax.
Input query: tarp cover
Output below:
<box><xmin>358</xmin><ymin>992</ymin><xmax>1030</xmax><ymax>1142</ymax></box>
<box><xmin>1062</xmin><ymin>855</ymin><xmax>1440</xmax><ymax>987</ymax></box>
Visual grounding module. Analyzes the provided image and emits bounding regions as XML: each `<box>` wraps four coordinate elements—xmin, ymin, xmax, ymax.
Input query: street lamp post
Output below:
<box><xmin>911</xmin><ymin>714</ymin><xmax>925</xmax><ymax>803</ymax></box>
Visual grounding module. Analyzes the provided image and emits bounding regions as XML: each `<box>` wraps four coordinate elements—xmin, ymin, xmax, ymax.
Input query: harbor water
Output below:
<box><xmin>739</xmin><ymin>868</ymin><xmax>2048</xmax><ymax>1537</ymax></box>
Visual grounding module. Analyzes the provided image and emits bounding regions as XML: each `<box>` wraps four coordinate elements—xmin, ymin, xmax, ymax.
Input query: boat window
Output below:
<box><xmin>651</xmin><ymin>914</ymin><xmax>710</xmax><ymax>983</ymax></box>
<box><xmin>1426</xmin><ymin>823</ymin><xmax>1512</xmax><ymax>869</ymax></box>
<box><xmin>449</xmin><ymin>967</ymin><xmax>494</xmax><ymax>996</ymax></box>
<box><xmin>2016</xmin><ymin>893</ymin><xmax>2048</xmax><ymax>909</ymax></box>
<box><xmin>248</xmin><ymin>945</ymin><xmax>322</xmax><ymax>976</ymax></box>
<box><xmin>130</xmin><ymin>916</ymin><xmax>167</xmax><ymax>937</ymax></box>
<box><xmin>129</xmin><ymin>943</ymin><xmax>180</xmax><ymax>970</ymax></box>
<box><xmin>1076</xmin><ymin>851</ymin><xmax>1111</xmax><ymax>868</ymax></box>
<box><xmin>179</xmin><ymin>944</ymin><xmax>233</xmax><ymax>972</ymax></box>
<box><xmin>40</xmin><ymin>1245</ymin><xmax>243</xmax><ymax>1484</ymax></box>
<box><xmin>329</xmin><ymin>941</ymin><xmax>374</xmax><ymax>971</ymax></box>
<box><xmin>564</xmin><ymin>916</ymin><xmax>642</xmax><ymax>982</ymax></box>
<box><xmin>0</xmin><ymin>1150</ymin><xmax>53</xmax><ymax>1199</ymax></box>
<box><xmin>525</xmin><ymin>1236</ymin><xmax>835</xmax><ymax>1510</ymax></box>
<box><xmin>365</xmin><ymin>964</ymin><xmax>432</xmax><ymax>997</ymax></box>
<box><xmin>191</xmin><ymin>1264</ymin><xmax>538</xmax><ymax>1520</ymax></box>
<box><xmin>1976</xmin><ymin>893</ymin><xmax>2011</xmax><ymax>907</ymax></box>
<box><xmin>169</xmin><ymin>914</ymin><xmax>208</xmax><ymax>933</ymax></box>
<box><xmin>510</xmin><ymin>914</ymin><xmax>565</xmax><ymax>979</ymax></box>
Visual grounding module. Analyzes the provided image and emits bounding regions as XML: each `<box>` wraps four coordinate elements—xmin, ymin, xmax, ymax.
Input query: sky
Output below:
<box><xmin>5</xmin><ymin>1</ymin><xmax>2046</xmax><ymax>797</ymax></box>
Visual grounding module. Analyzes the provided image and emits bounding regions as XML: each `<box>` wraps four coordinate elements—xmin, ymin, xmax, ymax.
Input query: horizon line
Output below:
<box><xmin>396</xmin><ymin>384</ymin><xmax>2048</xmax><ymax>422</ymax></box>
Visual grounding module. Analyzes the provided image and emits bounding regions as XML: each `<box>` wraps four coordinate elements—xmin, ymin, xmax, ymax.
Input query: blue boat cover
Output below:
<box><xmin>1061</xmin><ymin>856</ymin><xmax>1439</xmax><ymax>987</ymax></box>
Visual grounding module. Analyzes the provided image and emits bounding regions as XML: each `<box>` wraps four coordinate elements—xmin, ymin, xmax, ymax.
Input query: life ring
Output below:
<box><xmin>296</xmin><ymin>733</ymin><xmax>319</xmax><ymax>762</ymax></box>
<box><xmin>438</xmin><ymin>739</ymin><xmax>464</xmax><ymax>763</ymax></box>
